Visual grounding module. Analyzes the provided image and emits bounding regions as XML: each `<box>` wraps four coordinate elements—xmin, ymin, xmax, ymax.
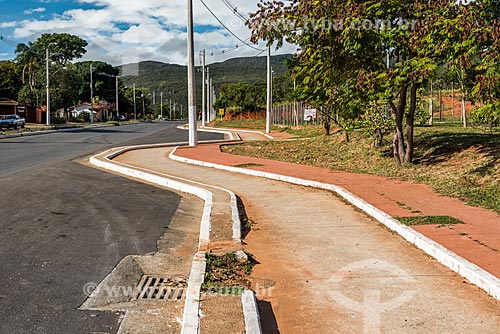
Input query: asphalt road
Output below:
<box><xmin>0</xmin><ymin>122</ymin><xmax>223</xmax><ymax>333</ymax></box>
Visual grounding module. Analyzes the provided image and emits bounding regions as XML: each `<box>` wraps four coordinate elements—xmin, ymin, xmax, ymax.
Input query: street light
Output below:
<box><xmin>187</xmin><ymin>0</ymin><xmax>197</xmax><ymax>146</ymax></box>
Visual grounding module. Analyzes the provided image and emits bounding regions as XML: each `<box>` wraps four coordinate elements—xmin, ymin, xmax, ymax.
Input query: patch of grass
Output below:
<box><xmin>202</xmin><ymin>252</ymin><xmax>255</xmax><ymax>294</ymax></box>
<box><xmin>222</xmin><ymin>123</ymin><xmax>500</xmax><ymax>214</ymax></box>
<box><xmin>213</xmin><ymin>118</ymin><xmax>276</xmax><ymax>130</ymax></box>
<box><xmin>397</xmin><ymin>216</ymin><xmax>465</xmax><ymax>227</ymax></box>
<box><xmin>232</xmin><ymin>163</ymin><xmax>265</xmax><ymax>168</ymax></box>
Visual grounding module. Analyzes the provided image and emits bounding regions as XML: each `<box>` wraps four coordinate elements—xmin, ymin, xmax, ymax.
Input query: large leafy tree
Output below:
<box><xmin>14</xmin><ymin>33</ymin><xmax>88</xmax><ymax>111</ymax></box>
<box><xmin>248</xmin><ymin>0</ymin><xmax>497</xmax><ymax>164</ymax></box>
<box><xmin>0</xmin><ymin>61</ymin><xmax>22</xmax><ymax>100</ymax></box>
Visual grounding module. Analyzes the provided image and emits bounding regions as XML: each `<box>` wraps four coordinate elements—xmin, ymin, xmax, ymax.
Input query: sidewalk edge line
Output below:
<box><xmin>169</xmin><ymin>150</ymin><xmax>500</xmax><ymax>302</ymax></box>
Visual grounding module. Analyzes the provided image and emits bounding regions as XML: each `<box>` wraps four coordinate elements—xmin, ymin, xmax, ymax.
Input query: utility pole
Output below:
<box><xmin>141</xmin><ymin>85</ymin><xmax>145</xmax><ymax>117</ymax></box>
<box><xmin>90</xmin><ymin>64</ymin><xmax>94</xmax><ymax>124</ymax></box>
<box><xmin>45</xmin><ymin>49</ymin><xmax>50</xmax><ymax>126</ymax></box>
<box><xmin>187</xmin><ymin>0</ymin><xmax>197</xmax><ymax>146</ymax></box>
<box><xmin>266</xmin><ymin>46</ymin><xmax>272</xmax><ymax>133</ymax></box>
<box><xmin>115</xmin><ymin>75</ymin><xmax>120</xmax><ymax>118</ymax></box>
<box><xmin>169</xmin><ymin>99</ymin><xmax>172</xmax><ymax>120</ymax></box>
<box><xmin>210</xmin><ymin>78</ymin><xmax>214</xmax><ymax>121</ymax></box>
<box><xmin>201</xmin><ymin>49</ymin><xmax>206</xmax><ymax>127</ymax></box>
<box><xmin>206</xmin><ymin>67</ymin><xmax>210</xmax><ymax>122</ymax></box>
<box><xmin>133</xmin><ymin>83</ymin><xmax>137</xmax><ymax>120</ymax></box>
<box><xmin>160</xmin><ymin>92</ymin><xmax>163</xmax><ymax>119</ymax></box>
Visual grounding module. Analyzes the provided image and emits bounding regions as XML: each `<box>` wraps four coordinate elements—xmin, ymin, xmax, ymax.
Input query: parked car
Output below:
<box><xmin>0</xmin><ymin>114</ymin><xmax>26</xmax><ymax>130</ymax></box>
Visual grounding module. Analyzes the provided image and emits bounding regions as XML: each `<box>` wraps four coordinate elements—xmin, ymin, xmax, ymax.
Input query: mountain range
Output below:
<box><xmin>118</xmin><ymin>54</ymin><xmax>292</xmax><ymax>109</ymax></box>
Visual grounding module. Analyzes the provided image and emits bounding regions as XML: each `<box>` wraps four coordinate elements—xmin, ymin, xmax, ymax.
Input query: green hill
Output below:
<box><xmin>119</xmin><ymin>54</ymin><xmax>292</xmax><ymax>110</ymax></box>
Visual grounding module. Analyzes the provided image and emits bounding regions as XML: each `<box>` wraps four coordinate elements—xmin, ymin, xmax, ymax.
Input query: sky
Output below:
<box><xmin>0</xmin><ymin>0</ymin><xmax>295</xmax><ymax>66</ymax></box>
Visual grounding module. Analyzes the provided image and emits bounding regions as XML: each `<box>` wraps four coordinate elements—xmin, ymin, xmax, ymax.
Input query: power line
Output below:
<box><xmin>0</xmin><ymin>35</ymin><xmax>18</xmax><ymax>48</ymax></box>
<box><xmin>220</xmin><ymin>0</ymin><xmax>247</xmax><ymax>23</ymax></box>
<box><xmin>198</xmin><ymin>0</ymin><xmax>264</xmax><ymax>52</ymax></box>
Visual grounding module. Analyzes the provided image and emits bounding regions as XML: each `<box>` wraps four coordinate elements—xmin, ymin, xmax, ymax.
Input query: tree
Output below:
<box><xmin>15</xmin><ymin>42</ymin><xmax>39</xmax><ymax>91</ymax></box>
<box><xmin>215</xmin><ymin>82</ymin><xmax>265</xmax><ymax>112</ymax></box>
<box><xmin>34</xmin><ymin>33</ymin><xmax>88</xmax><ymax>66</ymax></box>
<box><xmin>14</xmin><ymin>33</ymin><xmax>88</xmax><ymax>113</ymax></box>
<box><xmin>0</xmin><ymin>61</ymin><xmax>22</xmax><ymax>100</ymax></box>
<box><xmin>248</xmin><ymin>0</ymin><xmax>496</xmax><ymax>164</ymax></box>
<box><xmin>74</xmin><ymin>61</ymin><xmax>119</xmax><ymax>104</ymax></box>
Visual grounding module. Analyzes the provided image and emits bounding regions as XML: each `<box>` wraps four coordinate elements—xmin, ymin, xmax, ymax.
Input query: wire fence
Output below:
<box><xmin>271</xmin><ymin>102</ymin><xmax>321</xmax><ymax>126</ymax></box>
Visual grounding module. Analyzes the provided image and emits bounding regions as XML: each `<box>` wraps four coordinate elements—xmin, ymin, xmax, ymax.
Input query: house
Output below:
<box><xmin>0</xmin><ymin>98</ymin><xmax>41</xmax><ymax>123</ymax></box>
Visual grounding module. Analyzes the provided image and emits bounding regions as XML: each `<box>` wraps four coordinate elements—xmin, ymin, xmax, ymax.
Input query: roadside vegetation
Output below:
<box><xmin>221</xmin><ymin>122</ymin><xmax>500</xmax><ymax>214</ymax></box>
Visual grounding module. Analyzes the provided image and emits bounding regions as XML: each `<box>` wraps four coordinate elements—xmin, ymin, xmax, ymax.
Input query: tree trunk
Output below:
<box><xmin>404</xmin><ymin>83</ymin><xmax>419</xmax><ymax>163</ymax></box>
<box><xmin>393</xmin><ymin>84</ymin><xmax>408</xmax><ymax>165</ymax></box>
<box><xmin>323</xmin><ymin>120</ymin><xmax>331</xmax><ymax>135</ymax></box>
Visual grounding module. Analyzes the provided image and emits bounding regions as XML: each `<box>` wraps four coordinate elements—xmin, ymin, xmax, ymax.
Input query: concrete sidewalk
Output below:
<box><xmin>112</xmin><ymin>144</ymin><xmax>500</xmax><ymax>334</ymax></box>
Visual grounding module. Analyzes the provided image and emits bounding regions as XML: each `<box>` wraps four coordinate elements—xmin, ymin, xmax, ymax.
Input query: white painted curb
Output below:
<box><xmin>89</xmin><ymin>140</ymin><xmax>246</xmax><ymax>333</ymax></box>
<box><xmin>242</xmin><ymin>290</ymin><xmax>263</xmax><ymax>334</ymax></box>
<box><xmin>176</xmin><ymin>124</ymin><xmax>241</xmax><ymax>141</ymax></box>
<box><xmin>182</xmin><ymin>252</ymin><xmax>206</xmax><ymax>334</ymax></box>
<box><xmin>169</xmin><ymin>150</ymin><xmax>500</xmax><ymax>302</ymax></box>
<box><xmin>202</xmin><ymin>126</ymin><xmax>274</xmax><ymax>140</ymax></box>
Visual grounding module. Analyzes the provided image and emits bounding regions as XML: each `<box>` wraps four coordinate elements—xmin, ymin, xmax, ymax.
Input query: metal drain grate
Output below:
<box><xmin>134</xmin><ymin>275</ymin><xmax>187</xmax><ymax>301</ymax></box>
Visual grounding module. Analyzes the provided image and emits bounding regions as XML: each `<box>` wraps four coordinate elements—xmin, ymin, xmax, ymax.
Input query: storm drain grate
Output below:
<box><xmin>134</xmin><ymin>275</ymin><xmax>187</xmax><ymax>301</ymax></box>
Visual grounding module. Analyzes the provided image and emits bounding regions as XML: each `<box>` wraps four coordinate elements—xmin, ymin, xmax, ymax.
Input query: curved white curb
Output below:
<box><xmin>242</xmin><ymin>290</ymin><xmax>263</xmax><ymax>334</ymax></box>
<box><xmin>176</xmin><ymin>124</ymin><xmax>241</xmax><ymax>141</ymax></box>
<box><xmin>169</xmin><ymin>150</ymin><xmax>500</xmax><ymax>302</ymax></box>
<box><xmin>182</xmin><ymin>252</ymin><xmax>206</xmax><ymax>334</ymax></box>
<box><xmin>202</xmin><ymin>126</ymin><xmax>274</xmax><ymax>140</ymax></box>
<box><xmin>89</xmin><ymin>140</ymin><xmax>246</xmax><ymax>333</ymax></box>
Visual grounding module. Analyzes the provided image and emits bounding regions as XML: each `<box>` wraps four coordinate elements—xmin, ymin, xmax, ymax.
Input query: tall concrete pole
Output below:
<box><xmin>160</xmin><ymin>91</ymin><xmax>163</xmax><ymax>119</ymax></box>
<box><xmin>115</xmin><ymin>75</ymin><xmax>120</xmax><ymax>118</ymax></box>
<box><xmin>206</xmin><ymin>67</ymin><xmax>210</xmax><ymax>122</ymax></box>
<box><xmin>90</xmin><ymin>64</ymin><xmax>94</xmax><ymax>124</ymax></box>
<box><xmin>187</xmin><ymin>0</ymin><xmax>197</xmax><ymax>146</ymax></box>
<box><xmin>210</xmin><ymin>79</ymin><xmax>214</xmax><ymax>121</ymax></box>
<box><xmin>46</xmin><ymin>49</ymin><xmax>50</xmax><ymax>126</ymax></box>
<box><xmin>266</xmin><ymin>46</ymin><xmax>272</xmax><ymax>133</ymax></box>
<box><xmin>201</xmin><ymin>50</ymin><xmax>206</xmax><ymax>127</ymax></box>
<box><xmin>133</xmin><ymin>83</ymin><xmax>137</xmax><ymax>120</ymax></box>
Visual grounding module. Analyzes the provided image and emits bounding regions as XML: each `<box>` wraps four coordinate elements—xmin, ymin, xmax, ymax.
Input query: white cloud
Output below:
<box><xmin>0</xmin><ymin>22</ymin><xmax>18</xmax><ymax>28</ymax></box>
<box><xmin>24</xmin><ymin>7</ymin><xmax>47</xmax><ymax>15</ymax></box>
<box><xmin>11</xmin><ymin>0</ymin><xmax>296</xmax><ymax>67</ymax></box>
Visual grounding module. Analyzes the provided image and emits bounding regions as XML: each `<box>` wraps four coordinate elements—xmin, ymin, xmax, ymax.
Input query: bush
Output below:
<box><xmin>51</xmin><ymin>116</ymin><xmax>66</xmax><ymax>125</ymax></box>
<box><xmin>470</xmin><ymin>103</ymin><xmax>500</xmax><ymax>130</ymax></box>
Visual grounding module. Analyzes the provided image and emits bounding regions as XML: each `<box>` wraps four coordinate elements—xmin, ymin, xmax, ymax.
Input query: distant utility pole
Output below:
<box><xmin>186</xmin><ymin>0</ymin><xmax>197</xmax><ymax>146</ymax></box>
<box><xmin>45</xmin><ymin>49</ymin><xmax>50</xmax><ymax>126</ymax></box>
<box><xmin>115</xmin><ymin>75</ymin><xmax>120</xmax><ymax>118</ymax></box>
<box><xmin>90</xmin><ymin>64</ymin><xmax>94</xmax><ymax>124</ymax></box>
<box><xmin>160</xmin><ymin>92</ymin><xmax>163</xmax><ymax>118</ymax></box>
<box><xmin>201</xmin><ymin>49</ymin><xmax>206</xmax><ymax>127</ymax></box>
<box><xmin>266</xmin><ymin>46</ymin><xmax>272</xmax><ymax>133</ymax></box>
<box><xmin>169</xmin><ymin>99</ymin><xmax>172</xmax><ymax>120</ymax></box>
<box><xmin>210</xmin><ymin>78</ymin><xmax>214</xmax><ymax>121</ymax></box>
<box><xmin>206</xmin><ymin>67</ymin><xmax>210</xmax><ymax>122</ymax></box>
<box><xmin>133</xmin><ymin>83</ymin><xmax>137</xmax><ymax>120</ymax></box>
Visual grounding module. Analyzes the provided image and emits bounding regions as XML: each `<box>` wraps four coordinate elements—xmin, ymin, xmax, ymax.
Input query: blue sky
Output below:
<box><xmin>0</xmin><ymin>0</ymin><xmax>291</xmax><ymax>65</ymax></box>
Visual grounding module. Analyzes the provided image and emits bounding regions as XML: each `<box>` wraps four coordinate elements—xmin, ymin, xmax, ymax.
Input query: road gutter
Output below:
<box><xmin>89</xmin><ymin>135</ymin><xmax>261</xmax><ymax>333</ymax></box>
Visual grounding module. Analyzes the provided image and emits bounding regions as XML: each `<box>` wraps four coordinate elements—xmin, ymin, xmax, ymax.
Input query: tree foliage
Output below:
<box><xmin>0</xmin><ymin>61</ymin><xmax>22</xmax><ymax>100</ymax></box>
<box><xmin>248</xmin><ymin>0</ymin><xmax>500</xmax><ymax>165</ymax></box>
